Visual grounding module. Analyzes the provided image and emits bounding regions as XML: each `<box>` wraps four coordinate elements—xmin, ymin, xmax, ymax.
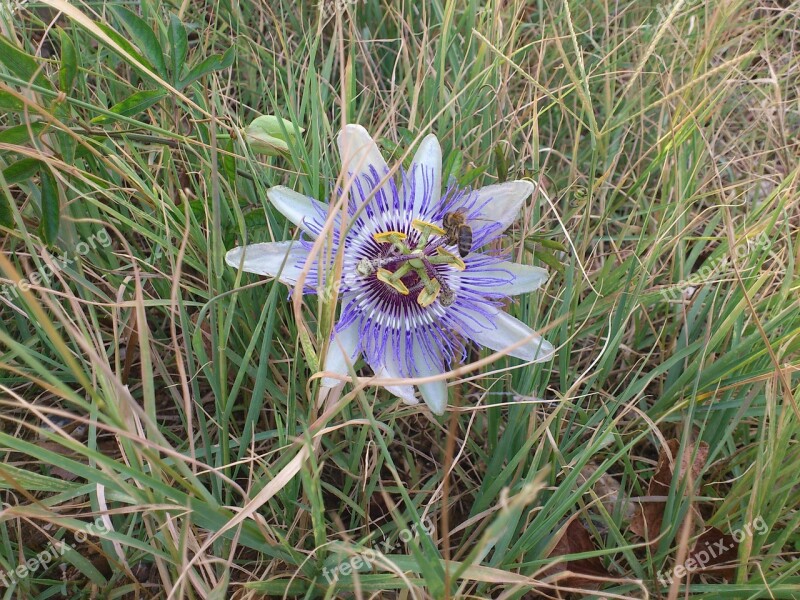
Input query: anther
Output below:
<box><xmin>373</xmin><ymin>231</ymin><xmax>407</xmax><ymax>244</ymax></box>
<box><xmin>417</xmin><ymin>278</ymin><xmax>441</xmax><ymax>307</ymax></box>
<box><xmin>428</xmin><ymin>247</ymin><xmax>466</xmax><ymax>271</ymax></box>
<box><xmin>373</xmin><ymin>230</ymin><xmax>409</xmax><ymax>254</ymax></box>
<box><xmin>411</xmin><ymin>219</ymin><xmax>446</xmax><ymax>249</ymax></box>
<box><xmin>376</xmin><ymin>266</ymin><xmax>410</xmax><ymax>295</ymax></box>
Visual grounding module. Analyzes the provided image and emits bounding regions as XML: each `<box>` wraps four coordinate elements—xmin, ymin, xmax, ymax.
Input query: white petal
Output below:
<box><xmin>464</xmin><ymin>309</ymin><xmax>554</xmax><ymax>362</ymax></box>
<box><xmin>374</xmin><ymin>332</ymin><xmax>449</xmax><ymax>414</ymax></box>
<box><xmin>409</xmin><ymin>336</ymin><xmax>448</xmax><ymax>415</ymax></box>
<box><xmin>499</xmin><ymin>262</ymin><xmax>549</xmax><ymax>294</ymax></box>
<box><xmin>406</xmin><ymin>133</ymin><xmax>442</xmax><ymax>215</ymax></box>
<box><xmin>267</xmin><ymin>186</ymin><xmax>328</xmax><ymax>236</ymax></box>
<box><xmin>474</xmin><ymin>261</ymin><xmax>549</xmax><ymax>296</ymax></box>
<box><xmin>321</xmin><ymin>318</ymin><xmax>361</xmax><ymax>388</ymax></box>
<box><xmin>337</xmin><ymin>124</ymin><xmax>393</xmax><ymax>207</ymax></box>
<box><xmin>418</xmin><ymin>379</ymin><xmax>447</xmax><ymax>415</ymax></box>
<box><xmin>376</xmin><ymin>365</ymin><xmax>418</xmax><ymax>405</ymax></box>
<box><xmin>225</xmin><ymin>241</ymin><xmax>309</xmax><ymax>285</ymax></box>
<box><xmin>462</xmin><ymin>180</ymin><xmax>534</xmax><ymax>235</ymax></box>
<box><xmin>338</xmin><ymin>124</ymin><xmax>389</xmax><ymax>177</ymax></box>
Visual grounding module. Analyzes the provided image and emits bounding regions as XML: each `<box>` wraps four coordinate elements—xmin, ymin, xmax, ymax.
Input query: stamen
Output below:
<box><xmin>429</xmin><ymin>247</ymin><xmax>466</xmax><ymax>271</ymax></box>
<box><xmin>373</xmin><ymin>231</ymin><xmax>407</xmax><ymax>244</ymax></box>
<box><xmin>405</xmin><ymin>256</ymin><xmax>427</xmax><ymax>270</ymax></box>
<box><xmin>411</xmin><ymin>219</ymin><xmax>445</xmax><ymax>235</ymax></box>
<box><xmin>373</xmin><ymin>230</ymin><xmax>409</xmax><ymax>254</ymax></box>
<box><xmin>417</xmin><ymin>278</ymin><xmax>441</xmax><ymax>307</ymax></box>
<box><xmin>411</xmin><ymin>219</ymin><xmax>447</xmax><ymax>250</ymax></box>
<box><xmin>376</xmin><ymin>266</ymin><xmax>410</xmax><ymax>295</ymax></box>
<box><xmin>411</xmin><ymin>219</ymin><xmax>446</xmax><ymax>249</ymax></box>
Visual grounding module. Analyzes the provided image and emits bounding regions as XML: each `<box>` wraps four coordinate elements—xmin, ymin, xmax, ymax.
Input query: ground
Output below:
<box><xmin>0</xmin><ymin>0</ymin><xmax>798</xmax><ymax>598</ymax></box>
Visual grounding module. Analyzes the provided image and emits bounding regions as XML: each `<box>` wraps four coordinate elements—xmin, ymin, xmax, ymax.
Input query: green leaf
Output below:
<box><xmin>0</xmin><ymin>35</ymin><xmax>51</xmax><ymax>89</ymax></box>
<box><xmin>459</xmin><ymin>165</ymin><xmax>488</xmax><ymax>187</ymax></box>
<box><xmin>0</xmin><ymin>166</ymin><xmax>15</xmax><ymax>229</ymax></box>
<box><xmin>2</xmin><ymin>158</ymin><xmax>42</xmax><ymax>185</ymax></box>
<box><xmin>0</xmin><ymin>122</ymin><xmax>46</xmax><ymax>145</ymax></box>
<box><xmin>0</xmin><ymin>194</ymin><xmax>12</xmax><ymax>229</ymax></box>
<box><xmin>57</xmin><ymin>28</ymin><xmax>78</xmax><ymax>93</ymax></box>
<box><xmin>218</xmin><ymin>46</ymin><xmax>236</xmax><ymax>69</ymax></box>
<box><xmin>39</xmin><ymin>169</ymin><xmax>60</xmax><ymax>246</ymax></box>
<box><xmin>443</xmin><ymin>150</ymin><xmax>463</xmax><ymax>186</ymax></box>
<box><xmin>91</xmin><ymin>89</ymin><xmax>167</xmax><ymax>124</ymax></box>
<box><xmin>0</xmin><ymin>91</ymin><xmax>23</xmax><ymax>112</ymax></box>
<box><xmin>179</xmin><ymin>46</ymin><xmax>235</xmax><ymax>89</ymax></box>
<box><xmin>535</xmin><ymin>237</ymin><xmax>568</xmax><ymax>252</ymax></box>
<box><xmin>168</xmin><ymin>14</ymin><xmax>188</xmax><ymax>85</ymax></box>
<box><xmin>221</xmin><ymin>137</ymin><xmax>236</xmax><ymax>180</ymax></box>
<box><xmin>110</xmin><ymin>6</ymin><xmax>168</xmax><ymax>78</ymax></box>
<box><xmin>0</xmin><ymin>462</ymin><xmax>77</xmax><ymax>492</ymax></box>
<box><xmin>95</xmin><ymin>22</ymin><xmax>150</xmax><ymax>69</ymax></box>
<box><xmin>494</xmin><ymin>142</ymin><xmax>509</xmax><ymax>183</ymax></box>
<box><xmin>532</xmin><ymin>248</ymin><xmax>565</xmax><ymax>274</ymax></box>
<box><xmin>55</xmin><ymin>129</ymin><xmax>77</xmax><ymax>165</ymax></box>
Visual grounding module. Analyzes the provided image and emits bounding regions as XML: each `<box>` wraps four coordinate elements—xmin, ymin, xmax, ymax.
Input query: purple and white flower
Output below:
<box><xmin>226</xmin><ymin>125</ymin><xmax>554</xmax><ymax>414</ymax></box>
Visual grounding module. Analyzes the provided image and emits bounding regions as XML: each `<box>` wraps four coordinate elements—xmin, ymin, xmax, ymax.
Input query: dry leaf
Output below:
<box><xmin>689</xmin><ymin>526</ymin><xmax>739</xmax><ymax>580</ymax></box>
<box><xmin>630</xmin><ymin>439</ymin><xmax>709</xmax><ymax>542</ymax></box>
<box><xmin>539</xmin><ymin>518</ymin><xmax>610</xmax><ymax>596</ymax></box>
<box><xmin>578</xmin><ymin>462</ymin><xmax>636</xmax><ymax>522</ymax></box>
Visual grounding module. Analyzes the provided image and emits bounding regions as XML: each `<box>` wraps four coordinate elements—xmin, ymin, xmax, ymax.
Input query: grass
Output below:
<box><xmin>0</xmin><ymin>0</ymin><xmax>798</xmax><ymax>598</ymax></box>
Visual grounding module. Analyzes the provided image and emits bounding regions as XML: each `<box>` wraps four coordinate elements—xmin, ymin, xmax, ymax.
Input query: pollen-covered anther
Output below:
<box><xmin>411</xmin><ymin>219</ymin><xmax>446</xmax><ymax>249</ymax></box>
<box><xmin>417</xmin><ymin>278</ymin><xmax>441</xmax><ymax>307</ymax></box>
<box><xmin>430</xmin><ymin>247</ymin><xmax>466</xmax><ymax>271</ymax></box>
<box><xmin>411</xmin><ymin>219</ymin><xmax>446</xmax><ymax>235</ymax></box>
<box><xmin>376</xmin><ymin>267</ymin><xmax>410</xmax><ymax>295</ymax></box>
<box><xmin>373</xmin><ymin>231</ymin><xmax>407</xmax><ymax>245</ymax></box>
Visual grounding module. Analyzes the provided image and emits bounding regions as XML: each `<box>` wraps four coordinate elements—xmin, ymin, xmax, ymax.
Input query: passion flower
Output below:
<box><xmin>226</xmin><ymin>125</ymin><xmax>554</xmax><ymax>414</ymax></box>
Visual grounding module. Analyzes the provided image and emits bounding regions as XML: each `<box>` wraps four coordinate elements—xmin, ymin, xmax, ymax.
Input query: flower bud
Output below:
<box><xmin>246</xmin><ymin>115</ymin><xmax>303</xmax><ymax>156</ymax></box>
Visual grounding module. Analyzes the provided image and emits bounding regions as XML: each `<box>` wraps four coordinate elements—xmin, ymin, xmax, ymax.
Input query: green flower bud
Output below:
<box><xmin>246</xmin><ymin>115</ymin><xmax>303</xmax><ymax>156</ymax></box>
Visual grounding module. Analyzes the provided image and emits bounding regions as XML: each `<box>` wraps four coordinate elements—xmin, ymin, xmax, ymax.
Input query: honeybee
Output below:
<box><xmin>442</xmin><ymin>210</ymin><xmax>473</xmax><ymax>258</ymax></box>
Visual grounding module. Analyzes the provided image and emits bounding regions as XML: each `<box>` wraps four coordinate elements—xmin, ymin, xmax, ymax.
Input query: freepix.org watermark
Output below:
<box><xmin>0</xmin><ymin>518</ymin><xmax>110</xmax><ymax>588</ymax></box>
<box><xmin>318</xmin><ymin>0</ymin><xmax>361</xmax><ymax>20</ymax></box>
<box><xmin>0</xmin><ymin>229</ymin><xmax>112</xmax><ymax>299</ymax></box>
<box><xmin>660</xmin><ymin>232</ymin><xmax>771</xmax><ymax>302</ymax></box>
<box><xmin>656</xmin><ymin>515</ymin><xmax>768</xmax><ymax>586</ymax></box>
<box><xmin>322</xmin><ymin>517</ymin><xmax>435</xmax><ymax>583</ymax></box>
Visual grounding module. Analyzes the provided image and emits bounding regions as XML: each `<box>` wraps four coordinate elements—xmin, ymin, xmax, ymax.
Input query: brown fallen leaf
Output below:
<box><xmin>630</xmin><ymin>438</ymin><xmax>709</xmax><ymax>543</ymax></box>
<box><xmin>537</xmin><ymin>518</ymin><xmax>610</xmax><ymax>597</ymax></box>
<box><xmin>578</xmin><ymin>462</ymin><xmax>636</xmax><ymax>522</ymax></box>
<box><xmin>689</xmin><ymin>526</ymin><xmax>739</xmax><ymax>580</ymax></box>
<box><xmin>655</xmin><ymin>526</ymin><xmax>740</xmax><ymax>589</ymax></box>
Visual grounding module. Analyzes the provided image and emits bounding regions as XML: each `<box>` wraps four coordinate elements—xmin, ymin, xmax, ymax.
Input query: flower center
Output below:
<box><xmin>356</xmin><ymin>220</ymin><xmax>465</xmax><ymax>308</ymax></box>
